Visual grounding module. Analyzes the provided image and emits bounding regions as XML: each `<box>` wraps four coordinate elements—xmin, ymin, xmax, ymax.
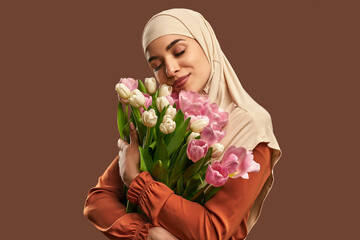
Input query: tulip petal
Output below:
<box><xmin>205</xmin><ymin>162</ymin><xmax>229</xmax><ymax>187</ymax></box>
<box><xmin>201</xmin><ymin>126</ymin><xmax>218</xmax><ymax>147</ymax></box>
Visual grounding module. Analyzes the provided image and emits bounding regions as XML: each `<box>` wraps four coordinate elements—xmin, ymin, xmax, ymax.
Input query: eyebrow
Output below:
<box><xmin>147</xmin><ymin>39</ymin><xmax>185</xmax><ymax>62</ymax></box>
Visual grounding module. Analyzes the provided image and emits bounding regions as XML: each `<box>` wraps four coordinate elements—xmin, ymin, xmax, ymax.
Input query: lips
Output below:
<box><xmin>174</xmin><ymin>74</ymin><xmax>190</xmax><ymax>89</ymax></box>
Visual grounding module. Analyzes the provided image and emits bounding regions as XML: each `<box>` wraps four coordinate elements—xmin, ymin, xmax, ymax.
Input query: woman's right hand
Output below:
<box><xmin>146</xmin><ymin>227</ymin><xmax>178</xmax><ymax>240</ymax></box>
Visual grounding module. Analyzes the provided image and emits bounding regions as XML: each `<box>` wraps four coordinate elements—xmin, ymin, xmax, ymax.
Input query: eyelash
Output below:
<box><xmin>175</xmin><ymin>50</ymin><xmax>185</xmax><ymax>57</ymax></box>
<box><xmin>153</xmin><ymin>50</ymin><xmax>186</xmax><ymax>72</ymax></box>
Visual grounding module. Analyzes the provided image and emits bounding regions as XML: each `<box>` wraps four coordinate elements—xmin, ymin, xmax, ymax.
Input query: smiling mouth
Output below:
<box><xmin>173</xmin><ymin>74</ymin><xmax>190</xmax><ymax>88</ymax></box>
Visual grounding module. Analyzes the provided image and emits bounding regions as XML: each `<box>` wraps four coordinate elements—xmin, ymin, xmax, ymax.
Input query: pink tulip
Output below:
<box><xmin>205</xmin><ymin>146</ymin><xmax>260</xmax><ymax>187</ymax></box>
<box><xmin>118</xmin><ymin>95</ymin><xmax>129</xmax><ymax>104</ymax></box>
<box><xmin>179</xmin><ymin>91</ymin><xmax>209</xmax><ymax>116</ymax></box>
<box><xmin>139</xmin><ymin>93</ymin><xmax>152</xmax><ymax>114</ymax></box>
<box><xmin>187</xmin><ymin>139</ymin><xmax>208</xmax><ymax>162</ymax></box>
<box><xmin>221</xmin><ymin>146</ymin><xmax>260</xmax><ymax>179</ymax></box>
<box><xmin>165</xmin><ymin>95</ymin><xmax>174</xmax><ymax>107</ymax></box>
<box><xmin>170</xmin><ymin>92</ymin><xmax>179</xmax><ymax>110</ymax></box>
<box><xmin>205</xmin><ymin>161</ymin><xmax>229</xmax><ymax>187</ymax></box>
<box><xmin>201</xmin><ymin>123</ymin><xmax>226</xmax><ymax>147</ymax></box>
<box><xmin>204</xmin><ymin>103</ymin><xmax>229</xmax><ymax>128</ymax></box>
<box><xmin>118</xmin><ymin>78</ymin><xmax>138</xmax><ymax>92</ymax></box>
<box><xmin>230</xmin><ymin>149</ymin><xmax>260</xmax><ymax>179</ymax></box>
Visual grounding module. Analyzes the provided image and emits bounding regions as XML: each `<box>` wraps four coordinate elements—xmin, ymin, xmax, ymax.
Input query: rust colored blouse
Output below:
<box><xmin>84</xmin><ymin>142</ymin><xmax>272</xmax><ymax>240</ymax></box>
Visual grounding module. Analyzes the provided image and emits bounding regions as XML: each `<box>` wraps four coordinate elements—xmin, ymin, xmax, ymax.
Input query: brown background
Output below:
<box><xmin>1</xmin><ymin>0</ymin><xmax>359</xmax><ymax>239</ymax></box>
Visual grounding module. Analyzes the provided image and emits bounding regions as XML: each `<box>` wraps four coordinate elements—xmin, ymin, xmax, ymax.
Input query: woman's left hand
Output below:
<box><xmin>118</xmin><ymin>122</ymin><xmax>140</xmax><ymax>187</ymax></box>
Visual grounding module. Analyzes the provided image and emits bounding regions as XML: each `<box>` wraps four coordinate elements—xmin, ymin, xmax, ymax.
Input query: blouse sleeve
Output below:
<box><xmin>127</xmin><ymin>142</ymin><xmax>272</xmax><ymax>240</ymax></box>
<box><xmin>83</xmin><ymin>155</ymin><xmax>152</xmax><ymax>240</ymax></box>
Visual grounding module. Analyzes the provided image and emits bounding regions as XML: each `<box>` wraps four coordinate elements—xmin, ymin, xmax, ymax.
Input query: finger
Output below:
<box><xmin>118</xmin><ymin>138</ymin><xmax>127</xmax><ymax>149</ymax></box>
<box><xmin>129</xmin><ymin>122</ymin><xmax>139</xmax><ymax>147</ymax></box>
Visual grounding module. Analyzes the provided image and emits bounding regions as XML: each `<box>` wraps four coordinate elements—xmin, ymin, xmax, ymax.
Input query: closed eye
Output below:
<box><xmin>175</xmin><ymin>50</ymin><xmax>185</xmax><ymax>57</ymax></box>
<box><xmin>153</xmin><ymin>50</ymin><xmax>185</xmax><ymax>71</ymax></box>
<box><xmin>154</xmin><ymin>63</ymin><xmax>163</xmax><ymax>71</ymax></box>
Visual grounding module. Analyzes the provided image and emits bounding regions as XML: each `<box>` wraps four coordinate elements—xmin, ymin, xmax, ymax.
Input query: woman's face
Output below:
<box><xmin>145</xmin><ymin>34</ymin><xmax>211</xmax><ymax>93</ymax></box>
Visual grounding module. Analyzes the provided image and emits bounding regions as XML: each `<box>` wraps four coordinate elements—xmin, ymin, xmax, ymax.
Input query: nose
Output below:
<box><xmin>165</xmin><ymin>58</ymin><xmax>180</xmax><ymax>77</ymax></box>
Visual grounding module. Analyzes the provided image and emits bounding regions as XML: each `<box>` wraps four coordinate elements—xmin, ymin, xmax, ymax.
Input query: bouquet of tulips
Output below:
<box><xmin>115</xmin><ymin>77</ymin><xmax>260</xmax><ymax>212</ymax></box>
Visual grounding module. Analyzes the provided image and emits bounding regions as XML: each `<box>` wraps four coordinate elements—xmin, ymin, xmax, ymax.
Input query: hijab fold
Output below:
<box><xmin>142</xmin><ymin>8</ymin><xmax>282</xmax><ymax>234</ymax></box>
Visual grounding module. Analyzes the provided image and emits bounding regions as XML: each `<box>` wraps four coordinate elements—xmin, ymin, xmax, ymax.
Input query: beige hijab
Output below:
<box><xmin>142</xmin><ymin>8</ymin><xmax>282</xmax><ymax>234</ymax></box>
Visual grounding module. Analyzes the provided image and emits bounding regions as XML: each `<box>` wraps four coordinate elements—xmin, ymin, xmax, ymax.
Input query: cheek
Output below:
<box><xmin>154</xmin><ymin>72</ymin><xmax>167</xmax><ymax>85</ymax></box>
<box><xmin>196</xmin><ymin>56</ymin><xmax>211</xmax><ymax>79</ymax></box>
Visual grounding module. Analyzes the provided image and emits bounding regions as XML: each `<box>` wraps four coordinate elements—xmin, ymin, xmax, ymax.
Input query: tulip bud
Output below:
<box><xmin>144</xmin><ymin>77</ymin><xmax>157</xmax><ymax>95</ymax></box>
<box><xmin>186</xmin><ymin>132</ymin><xmax>200</xmax><ymax>144</ymax></box>
<box><xmin>129</xmin><ymin>89</ymin><xmax>146</xmax><ymax>108</ymax></box>
<box><xmin>165</xmin><ymin>105</ymin><xmax>176</xmax><ymax>119</ymax></box>
<box><xmin>211</xmin><ymin>143</ymin><xmax>225</xmax><ymax>158</ymax></box>
<box><xmin>187</xmin><ymin>139</ymin><xmax>208</xmax><ymax>162</ymax></box>
<box><xmin>158</xmin><ymin>84</ymin><xmax>172</xmax><ymax>97</ymax></box>
<box><xmin>159</xmin><ymin>115</ymin><xmax>176</xmax><ymax>134</ymax></box>
<box><xmin>190</xmin><ymin>118</ymin><xmax>209</xmax><ymax>133</ymax></box>
<box><xmin>115</xmin><ymin>83</ymin><xmax>131</xmax><ymax>100</ymax></box>
<box><xmin>156</xmin><ymin>96</ymin><xmax>170</xmax><ymax>112</ymax></box>
<box><xmin>142</xmin><ymin>109</ymin><xmax>158</xmax><ymax>127</ymax></box>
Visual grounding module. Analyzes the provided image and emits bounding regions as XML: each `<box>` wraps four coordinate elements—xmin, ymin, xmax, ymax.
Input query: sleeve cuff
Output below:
<box><xmin>127</xmin><ymin>171</ymin><xmax>175</xmax><ymax>225</ymax></box>
<box><xmin>127</xmin><ymin>171</ymin><xmax>156</xmax><ymax>205</ymax></box>
<box><xmin>133</xmin><ymin>223</ymin><xmax>150</xmax><ymax>240</ymax></box>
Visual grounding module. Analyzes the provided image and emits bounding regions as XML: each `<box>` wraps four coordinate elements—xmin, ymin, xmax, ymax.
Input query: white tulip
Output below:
<box><xmin>156</xmin><ymin>96</ymin><xmax>170</xmax><ymax>112</ymax></box>
<box><xmin>142</xmin><ymin>109</ymin><xmax>158</xmax><ymax>127</ymax></box>
<box><xmin>158</xmin><ymin>84</ymin><xmax>172</xmax><ymax>97</ymax></box>
<box><xmin>159</xmin><ymin>115</ymin><xmax>176</xmax><ymax>134</ymax></box>
<box><xmin>190</xmin><ymin>118</ymin><xmax>209</xmax><ymax>133</ymax></box>
<box><xmin>129</xmin><ymin>89</ymin><xmax>145</xmax><ymax>108</ymax></box>
<box><xmin>186</xmin><ymin>132</ymin><xmax>200</xmax><ymax>144</ymax></box>
<box><xmin>211</xmin><ymin>143</ymin><xmax>225</xmax><ymax>158</ymax></box>
<box><xmin>115</xmin><ymin>83</ymin><xmax>131</xmax><ymax>99</ymax></box>
<box><xmin>165</xmin><ymin>105</ymin><xmax>177</xmax><ymax>119</ymax></box>
<box><xmin>144</xmin><ymin>77</ymin><xmax>157</xmax><ymax>95</ymax></box>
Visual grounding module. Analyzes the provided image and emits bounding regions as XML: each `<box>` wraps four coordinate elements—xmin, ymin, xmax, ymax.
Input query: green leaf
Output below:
<box><xmin>130</xmin><ymin>106</ymin><xmax>146</xmax><ymax>146</ymax></box>
<box><xmin>168</xmin><ymin>144</ymin><xmax>190</xmax><ymax>188</ymax></box>
<box><xmin>173</xmin><ymin>108</ymin><xmax>185</xmax><ymax>126</ymax></box>
<box><xmin>117</xmin><ymin>102</ymin><xmax>126</xmax><ymax>139</ymax></box>
<box><xmin>183</xmin><ymin>148</ymin><xmax>212</xmax><ymax>184</ymax></box>
<box><xmin>164</xmin><ymin>110</ymin><xmax>186</xmax><ymax>145</ymax></box>
<box><xmin>139</xmin><ymin>146</ymin><xmax>154</xmax><ymax>172</ymax></box>
<box><xmin>154</xmin><ymin>137</ymin><xmax>170</xmax><ymax>169</ymax></box>
<box><xmin>182</xmin><ymin>158</ymin><xmax>203</xmax><ymax>183</ymax></box>
<box><xmin>204</xmin><ymin>147</ymin><xmax>213</xmax><ymax>165</ymax></box>
<box><xmin>152</xmin><ymin>89</ymin><xmax>158</xmax><ymax>106</ymax></box>
<box><xmin>122</xmin><ymin>120</ymin><xmax>130</xmax><ymax>143</ymax></box>
<box><xmin>182</xmin><ymin>173</ymin><xmax>203</xmax><ymax>200</ymax></box>
<box><xmin>168</xmin><ymin>143</ymin><xmax>182</xmax><ymax>176</ymax></box>
<box><xmin>151</xmin><ymin>160</ymin><xmax>167</xmax><ymax>184</ymax></box>
<box><xmin>175</xmin><ymin>175</ymin><xmax>184</xmax><ymax>195</ymax></box>
<box><xmin>165</xmin><ymin>117</ymin><xmax>191</xmax><ymax>155</ymax></box>
<box><xmin>199</xmin><ymin>164</ymin><xmax>209</xmax><ymax>180</ymax></box>
<box><xmin>138</xmin><ymin>79</ymin><xmax>147</xmax><ymax>93</ymax></box>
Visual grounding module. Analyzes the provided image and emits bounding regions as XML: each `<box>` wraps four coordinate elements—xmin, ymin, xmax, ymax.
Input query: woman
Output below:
<box><xmin>84</xmin><ymin>8</ymin><xmax>282</xmax><ymax>240</ymax></box>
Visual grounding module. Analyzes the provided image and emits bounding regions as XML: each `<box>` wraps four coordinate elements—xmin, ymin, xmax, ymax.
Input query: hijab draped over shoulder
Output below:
<box><xmin>142</xmin><ymin>8</ymin><xmax>282</xmax><ymax>233</ymax></box>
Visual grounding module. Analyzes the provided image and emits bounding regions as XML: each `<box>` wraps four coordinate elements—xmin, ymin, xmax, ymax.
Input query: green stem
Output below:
<box><xmin>143</xmin><ymin>127</ymin><xmax>151</xmax><ymax>149</ymax></box>
<box><xmin>149</xmin><ymin>141</ymin><xmax>157</xmax><ymax>149</ymax></box>
<box><xmin>125</xmin><ymin>104</ymin><xmax>129</xmax><ymax>121</ymax></box>
<box><xmin>190</xmin><ymin>183</ymin><xmax>211</xmax><ymax>202</ymax></box>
